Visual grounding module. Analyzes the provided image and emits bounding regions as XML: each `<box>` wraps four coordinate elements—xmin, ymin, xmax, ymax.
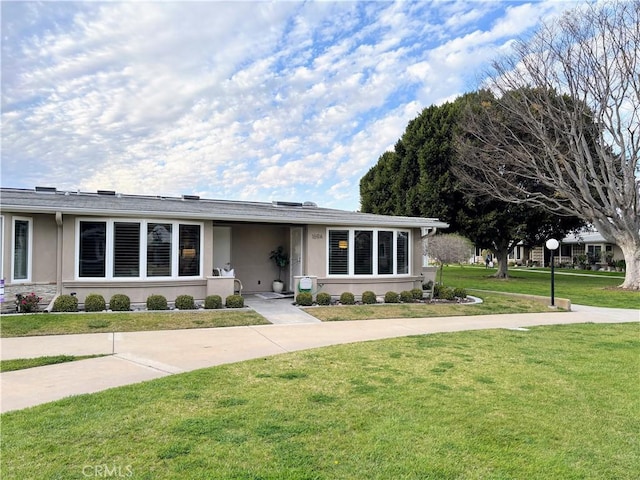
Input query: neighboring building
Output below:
<box><xmin>472</xmin><ymin>232</ymin><xmax>623</xmax><ymax>268</ymax></box>
<box><xmin>533</xmin><ymin>231</ymin><xmax>623</xmax><ymax>268</ymax></box>
<box><xmin>0</xmin><ymin>187</ymin><xmax>448</xmax><ymax>310</ymax></box>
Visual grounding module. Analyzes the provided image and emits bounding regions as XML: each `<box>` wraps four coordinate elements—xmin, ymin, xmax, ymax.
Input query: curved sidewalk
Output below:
<box><xmin>1</xmin><ymin>304</ymin><xmax>638</xmax><ymax>413</ymax></box>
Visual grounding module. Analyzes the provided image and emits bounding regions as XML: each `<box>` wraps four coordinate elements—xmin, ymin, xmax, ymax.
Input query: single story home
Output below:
<box><xmin>473</xmin><ymin>232</ymin><xmax>623</xmax><ymax>268</ymax></box>
<box><xmin>0</xmin><ymin>187</ymin><xmax>448</xmax><ymax>310</ymax></box>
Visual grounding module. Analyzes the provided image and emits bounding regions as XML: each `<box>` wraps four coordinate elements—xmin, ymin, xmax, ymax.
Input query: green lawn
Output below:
<box><xmin>0</xmin><ymin>354</ymin><xmax>108</xmax><ymax>372</ymax></box>
<box><xmin>0</xmin><ymin>310</ymin><xmax>269</xmax><ymax>338</ymax></box>
<box><xmin>2</xmin><ymin>323</ymin><xmax>638</xmax><ymax>479</ymax></box>
<box><xmin>305</xmin><ymin>292</ymin><xmax>552</xmax><ymax>321</ymax></box>
<box><xmin>439</xmin><ymin>265</ymin><xmax>639</xmax><ymax>309</ymax></box>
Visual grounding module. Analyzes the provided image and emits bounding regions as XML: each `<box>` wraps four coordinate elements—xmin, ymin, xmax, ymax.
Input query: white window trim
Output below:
<box><xmin>75</xmin><ymin>218</ymin><xmax>203</xmax><ymax>280</ymax></box>
<box><xmin>326</xmin><ymin>227</ymin><xmax>411</xmax><ymax>277</ymax></box>
<box><xmin>11</xmin><ymin>216</ymin><xmax>33</xmax><ymax>283</ymax></box>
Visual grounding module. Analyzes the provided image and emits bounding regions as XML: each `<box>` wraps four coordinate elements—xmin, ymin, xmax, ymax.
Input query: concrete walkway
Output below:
<box><xmin>1</xmin><ymin>302</ymin><xmax>637</xmax><ymax>413</ymax></box>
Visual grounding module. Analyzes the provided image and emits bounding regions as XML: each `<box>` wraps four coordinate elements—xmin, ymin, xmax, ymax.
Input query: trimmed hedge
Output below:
<box><xmin>361</xmin><ymin>291</ymin><xmax>377</xmax><ymax>305</ymax></box>
<box><xmin>411</xmin><ymin>288</ymin><xmax>424</xmax><ymax>300</ymax></box>
<box><xmin>147</xmin><ymin>294</ymin><xmax>168</xmax><ymax>311</ymax></box>
<box><xmin>296</xmin><ymin>292</ymin><xmax>313</xmax><ymax>306</ymax></box>
<box><xmin>109</xmin><ymin>294</ymin><xmax>130</xmax><ymax>311</ymax></box>
<box><xmin>84</xmin><ymin>293</ymin><xmax>106</xmax><ymax>312</ymax></box>
<box><xmin>225</xmin><ymin>295</ymin><xmax>244</xmax><ymax>308</ymax></box>
<box><xmin>453</xmin><ymin>287</ymin><xmax>467</xmax><ymax>299</ymax></box>
<box><xmin>384</xmin><ymin>291</ymin><xmax>400</xmax><ymax>303</ymax></box>
<box><xmin>316</xmin><ymin>292</ymin><xmax>332</xmax><ymax>306</ymax></box>
<box><xmin>175</xmin><ymin>295</ymin><xmax>196</xmax><ymax>310</ymax></box>
<box><xmin>204</xmin><ymin>295</ymin><xmax>223</xmax><ymax>309</ymax></box>
<box><xmin>400</xmin><ymin>290</ymin><xmax>414</xmax><ymax>303</ymax></box>
<box><xmin>53</xmin><ymin>295</ymin><xmax>78</xmax><ymax>312</ymax></box>
<box><xmin>339</xmin><ymin>292</ymin><xmax>355</xmax><ymax>305</ymax></box>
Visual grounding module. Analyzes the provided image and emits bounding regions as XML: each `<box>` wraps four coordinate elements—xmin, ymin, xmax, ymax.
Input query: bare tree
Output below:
<box><xmin>427</xmin><ymin>233</ymin><xmax>474</xmax><ymax>284</ymax></box>
<box><xmin>455</xmin><ymin>1</ymin><xmax>639</xmax><ymax>289</ymax></box>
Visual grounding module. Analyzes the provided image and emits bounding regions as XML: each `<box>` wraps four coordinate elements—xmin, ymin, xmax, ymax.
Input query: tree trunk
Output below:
<box><xmin>619</xmin><ymin>240</ymin><xmax>640</xmax><ymax>290</ymax></box>
<box><xmin>493</xmin><ymin>248</ymin><xmax>510</xmax><ymax>279</ymax></box>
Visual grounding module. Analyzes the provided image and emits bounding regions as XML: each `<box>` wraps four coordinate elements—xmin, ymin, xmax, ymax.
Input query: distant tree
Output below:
<box><xmin>427</xmin><ymin>234</ymin><xmax>474</xmax><ymax>284</ymax></box>
<box><xmin>455</xmin><ymin>1</ymin><xmax>639</xmax><ymax>289</ymax></box>
<box><xmin>360</xmin><ymin>94</ymin><xmax>584</xmax><ymax>278</ymax></box>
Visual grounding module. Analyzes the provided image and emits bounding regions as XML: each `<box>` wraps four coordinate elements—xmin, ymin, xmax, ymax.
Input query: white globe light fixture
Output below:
<box><xmin>546</xmin><ymin>238</ymin><xmax>559</xmax><ymax>251</ymax></box>
<box><xmin>545</xmin><ymin>238</ymin><xmax>559</xmax><ymax>307</ymax></box>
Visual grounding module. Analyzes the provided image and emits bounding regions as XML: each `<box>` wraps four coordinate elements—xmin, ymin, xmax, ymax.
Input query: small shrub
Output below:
<box><xmin>433</xmin><ymin>283</ymin><xmax>444</xmax><ymax>298</ymax></box>
<box><xmin>411</xmin><ymin>288</ymin><xmax>424</xmax><ymax>300</ymax></box>
<box><xmin>204</xmin><ymin>295</ymin><xmax>223</xmax><ymax>309</ymax></box>
<box><xmin>438</xmin><ymin>286</ymin><xmax>456</xmax><ymax>301</ymax></box>
<box><xmin>361</xmin><ymin>291</ymin><xmax>377</xmax><ymax>304</ymax></box>
<box><xmin>53</xmin><ymin>295</ymin><xmax>78</xmax><ymax>312</ymax></box>
<box><xmin>400</xmin><ymin>290</ymin><xmax>414</xmax><ymax>303</ymax></box>
<box><xmin>296</xmin><ymin>292</ymin><xmax>313</xmax><ymax>306</ymax></box>
<box><xmin>453</xmin><ymin>287</ymin><xmax>467</xmax><ymax>299</ymax></box>
<box><xmin>225</xmin><ymin>294</ymin><xmax>244</xmax><ymax>308</ymax></box>
<box><xmin>339</xmin><ymin>292</ymin><xmax>355</xmax><ymax>305</ymax></box>
<box><xmin>84</xmin><ymin>293</ymin><xmax>106</xmax><ymax>312</ymax></box>
<box><xmin>109</xmin><ymin>294</ymin><xmax>131</xmax><ymax>311</ymax></box>
<box><xmin>175</xmin><ymin>295</ymin><xmax>196</xmax><ymax>310</ymax></box>
<box><xmin>147</xmin><ymin>294</ymin><xmax>168</xmax><ymax>311</ymax></box>
<box><xmin>384</xmin><ymin>291</ymin><xmax>400</xmax><ymax>303</ymax></box>
<box><xmin>316</xmin><ymin>292</ymin><xmax>332</xmax><ymax>306</ymax></box>
<box><xmin>16</xmin><ymin>292</ymin><xmax>41</xmax><ymax>313</ymax></box>
<box><xmin>423</xmin><ymin>280</ymin><xmax>434</xmax><ymax>291</ymax></box>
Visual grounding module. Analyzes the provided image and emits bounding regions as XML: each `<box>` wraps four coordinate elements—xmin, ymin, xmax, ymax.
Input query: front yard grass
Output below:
<box><xmin>438</xmin><ymin>265</ymin><xmax>638</xmax><ymax>309</ymax></box>
<box><xmin>0</xmin><ymin>354</ymin><xmax>108</xmax><ymax>372</ymax></box>
<box><xmin>0</xmin><ymin>310</ymin><xmax>269</xmax><ymax>338</ymax></box>
<box><xmin>1</xmin><ymin>323</ymin><xmax>637</xmax><ymax>479</ymax></box>
<box><xmin>305</xmin><ymin>293</ymin><xmax>551</xmax><ymax>321</ymax></box>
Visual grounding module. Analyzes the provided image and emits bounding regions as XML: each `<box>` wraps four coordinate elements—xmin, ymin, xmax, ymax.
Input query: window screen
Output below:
<box><xmin>147</xmin><ymin>223</ymin><xmax>172</xmax><ymax>277</ymax></box>
<box><xmin>396</xmin><ymin>231</ymin><xmax>409</xmax><ymax>274</ymax></box>
<box><xmin>79</xmin><ymin>221</ymin><xmax>106</xmax><ymax>277</ymax></box>
<box><xmin>13</xmin><ymin>219</ymin><xmax>29</xmax><ymax>280</ymax></box>
<box><xmin>354</xmin><ymin>230</ymin><xmax>373</xmax><ymax>275</ymax></box>
<box><xmin>378</xmin><ymin>231</ymin><xmax>393</xmax><ymax>274</ymax></box>
<box><xmin>179</xmin><ymin>224</ymin><xmax>200</xmax><ymax>276</ymax></box>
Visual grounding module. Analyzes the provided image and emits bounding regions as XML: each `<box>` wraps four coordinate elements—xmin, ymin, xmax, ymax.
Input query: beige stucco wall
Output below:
<box><xmin>228</xmin><ymin>224</ymin><xmax>290</xmax><ymax>293</ymax></box>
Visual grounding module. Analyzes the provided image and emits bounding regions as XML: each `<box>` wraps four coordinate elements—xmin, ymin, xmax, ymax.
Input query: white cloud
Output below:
<box><xmin>1</xmin><ymin>0</ymin><xmax>577</xmax><ymax>210</ymax></box>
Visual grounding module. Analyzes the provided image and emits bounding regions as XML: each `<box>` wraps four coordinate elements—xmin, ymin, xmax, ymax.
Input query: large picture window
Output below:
<box><xmin>77</xmin><ymin>219</ymin><xmax>201</xmax><ymax>279</ymax></box>
<box><xmin>328</xmin><ymin>228</ymin><xmax>410</xmax><ymax>276</ymax></box>
<box><xmin>12</xmin><ymin>217</ymin><xmax>32</xmax><ymax>282</ymax></box>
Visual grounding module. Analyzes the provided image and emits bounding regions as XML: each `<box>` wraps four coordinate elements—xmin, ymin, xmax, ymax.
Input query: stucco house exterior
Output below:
<box><xmin>0</xmin><ymin>187</ymin><xmax>448</xmax><ymax>310</ymax></box>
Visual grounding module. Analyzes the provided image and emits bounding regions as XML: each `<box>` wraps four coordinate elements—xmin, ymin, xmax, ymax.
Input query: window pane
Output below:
<box><xmin>79</xmin><ymin>221</ymin><xmax>106</xmax><ymax>277</ymax></box>
<box><xmin>396</xmin><ymin>231</ymin><xmax>409</xmax><ymax>274</ymax></box>
<box><xmin>378</xmin><ymin>231</ymin><xmax>393</xmax><ymax>274</ymax></box>
<box><xmin>354</xmin><ymin>230</ymin><xmax>373</xmax><ymax>275</ymax></box>
<box><xmin>13</xmin><ymin>220</ymin><xmax>29</xmax><ymax>280</ymax></box>
<box><xmin>329</xmin><ymin>230</ymin><xmax>349</xmax><ymax>275</ymax></box>
<box><xmin>147</xmin><ymin>223</ymin><xmax>172</xmax><ymax>277</ymax></box>
<box><xmin>179</xmin><ymin>224</ymin><xmax>200</xmax><ymax>276</ymax></box>
<box><xmin>114</xmin><ymin>222</ymin><xmax>140</xmax><ymax>277</ymax></box>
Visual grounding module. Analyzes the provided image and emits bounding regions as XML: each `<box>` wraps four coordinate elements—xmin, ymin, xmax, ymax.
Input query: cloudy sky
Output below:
<box><xmin>1</xmin><ymin>0</ymin><xmax>579</xmax><ymax>211</ymax></box>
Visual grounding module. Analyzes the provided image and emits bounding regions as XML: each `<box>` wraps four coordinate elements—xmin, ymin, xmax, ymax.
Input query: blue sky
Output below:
<box><xmin>1</xmin><ymin>1</ymin><xmax>580</xmax><ymax>211</ymax></box>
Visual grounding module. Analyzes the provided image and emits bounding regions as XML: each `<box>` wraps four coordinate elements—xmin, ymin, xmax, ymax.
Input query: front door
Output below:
<box><xmin>290</xmin><ymin>227</ymin><xmax>303</xmax><ymax>290</ymax></box>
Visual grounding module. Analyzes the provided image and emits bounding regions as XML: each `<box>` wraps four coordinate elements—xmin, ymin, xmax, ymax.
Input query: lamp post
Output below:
<box><xmin>546</xmin><ymin>238</ymin><xmax>559</xmax><ymax>307</ymax></box>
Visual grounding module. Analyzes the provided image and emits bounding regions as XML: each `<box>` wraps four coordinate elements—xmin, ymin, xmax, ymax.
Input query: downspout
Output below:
<box><xmin>55</xmin><ymin>211</ymin><xmax>63</xmax><ymax>296</ymax></box>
